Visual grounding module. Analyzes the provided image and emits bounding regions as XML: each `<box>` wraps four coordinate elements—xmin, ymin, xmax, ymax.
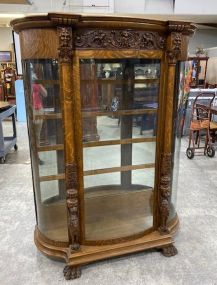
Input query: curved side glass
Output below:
<box><xmin>79</xmin><ymin>58</ymin><xmax>161</xmax><ymax>241</ymax></box>
<box><xmin>23</xmin><ymin>59</ymin><xmax>68</xmax><ymax>242</ymax></box>
<box><xmin>170</xmin><ymin>61</ymin><xmax>187</xmax><ymax>221</ymax></box>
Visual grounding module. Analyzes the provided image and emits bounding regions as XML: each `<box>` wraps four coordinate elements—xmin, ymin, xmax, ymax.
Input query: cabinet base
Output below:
<box><xmin>34</xmin><ymin>215</ymin><xmax>179</xmax><ymax>279</ymax></box>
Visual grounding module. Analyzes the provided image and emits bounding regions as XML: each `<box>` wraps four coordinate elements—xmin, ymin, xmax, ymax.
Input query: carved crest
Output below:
<box><xmin>75</xmin><ymin>30</ymin><xmax>165</xmax><ymax>50</ymax></box>
<box><xmin>58</xmin><ymin>26</ymin><xmax>73</xmax><ymax>63</ymax></box>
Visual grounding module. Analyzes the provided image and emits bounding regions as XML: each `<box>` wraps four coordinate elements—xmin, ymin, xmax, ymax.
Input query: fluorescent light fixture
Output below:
<box><xmin>0</xmin><ymin>13</ymin><xmax>25</xmax><ymax>18</ymax></box>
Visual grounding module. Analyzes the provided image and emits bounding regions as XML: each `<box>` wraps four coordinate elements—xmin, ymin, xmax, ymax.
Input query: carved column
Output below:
<box><xmin>158</xmin><ymin>30</ymin><xmax>182</xmax><ymax>235</ymax></box>
<box><xmin>57</xmin><ymin>27</ymin><xmax>80</xmax><ymax>251</ymax></box>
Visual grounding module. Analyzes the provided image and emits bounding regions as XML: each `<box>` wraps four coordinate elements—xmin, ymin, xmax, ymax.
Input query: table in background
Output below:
<box><xmin>0</xmin><ymin>101</ymin><xmax>17</xmax><ymax>163</ymax></box>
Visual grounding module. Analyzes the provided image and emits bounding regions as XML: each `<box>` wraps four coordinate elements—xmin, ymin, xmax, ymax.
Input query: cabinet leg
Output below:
<box><xmin>160</xmin><ymin>244</ymin><xmax>178</xmax><ymax>257</ymax></box>
<box><xmin>63</xmin><ymin>265</ymin><xmax>81</xmax><ymax>280</ymax></box>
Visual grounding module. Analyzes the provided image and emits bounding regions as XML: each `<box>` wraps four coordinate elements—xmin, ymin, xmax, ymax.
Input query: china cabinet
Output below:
<box><xmin>11</xmin><ymin>14</ymin><xmax>195</xmax><ymax>280</ymax></box>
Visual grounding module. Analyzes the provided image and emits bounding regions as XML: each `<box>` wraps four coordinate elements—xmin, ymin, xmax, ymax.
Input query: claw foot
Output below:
<box><xmin>161</xmin><ymin>244</ymin><xmax>178</xmax><ymax>257</ymax></box>
<box><xmin>63</xmin><ymin>265</ymin><xmax>81</xmax><ymax>280</ymax></box>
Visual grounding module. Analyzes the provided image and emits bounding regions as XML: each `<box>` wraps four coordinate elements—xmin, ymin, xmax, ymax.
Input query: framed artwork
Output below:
<box><xmin>0</xmin><ymin>51</ymin><xmax>12</xmax><ymax>62</ymax></box>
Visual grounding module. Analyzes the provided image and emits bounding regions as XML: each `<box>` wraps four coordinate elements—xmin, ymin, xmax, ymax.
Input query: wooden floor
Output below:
<box><xmin>37</xmin><ymin>185</ymin><xmax>154</xmax><ymax>242</ymax></box>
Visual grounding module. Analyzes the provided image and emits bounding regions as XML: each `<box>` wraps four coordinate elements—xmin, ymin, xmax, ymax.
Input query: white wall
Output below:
<box><xmin>145</xmin><ymin>0</ymin><xmax>173</xmax><ymax>14</ymax></box>
<box><xmin>175</xmin><ymin>0</ymin><xmax>217</xmax><ymax>14</ymax></box>
<box><xmin>115</xmin><ymin>0</ymin><xmax>173</xmax><ymax>14</ymax></box>
<box><xmin>206</xmin><ymin>47</ymin><xmax>217</xmax><ymax>57</ymax></box>
<box><xmin>188</xmin><ymin>29</ymin><xmax>217</xmax><ymax>54</ymax></box>
<box><xmin>114</xmin><ymin>0</ymin><xmax>145</xmax><ymax>14</ymax></box>
<box><xmin>0</xmin><ymin>27</ymin><xmax>13</xmax><ymax>52</ymax></box>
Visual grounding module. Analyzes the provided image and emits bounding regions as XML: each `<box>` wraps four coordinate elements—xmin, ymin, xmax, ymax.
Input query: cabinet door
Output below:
<box><xmin>78</xmin><ymin>58</ymin><xmax>161</xmax><ymax>242</ymax></box>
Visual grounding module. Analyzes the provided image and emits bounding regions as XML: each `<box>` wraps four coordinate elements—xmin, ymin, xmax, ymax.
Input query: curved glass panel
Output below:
<box><xmin>80</xmin><ymin>58</ymin><xmax>160</xmax><ymax>241</ymax></box>
<box><xmin>23</xmin><ymin>59</ymin><xmax>68</xmax><ymax>242</ymax></box>
<box><xmin>170</xmin><ymin>61</ymin><xmax>186</xmax><ymax>221</ymax></box>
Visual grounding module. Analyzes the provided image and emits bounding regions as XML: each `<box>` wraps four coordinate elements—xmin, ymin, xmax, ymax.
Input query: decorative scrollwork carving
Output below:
<box><xmin>168</xmin><ymin>22</ymin><xmax>196</xmax><ymax>35</ymax></box>
<box><xmin>66</xmin><ymin>163</ymin><xmax>80</xmax><ymax>251</ymax></box>
<box><xmin>58</xmin><ymin>26</ymin><xmax>73</xmax><ymax>63</ymax></box>
<box><xmin>158</xmin><ymin>153</ymin><xmax>172</xmax><ymax>235</ymax></box>
<box><xmin>75</xmin><ymin>30</ymin><xmax>165</xmax><ymax>50</ymax></box>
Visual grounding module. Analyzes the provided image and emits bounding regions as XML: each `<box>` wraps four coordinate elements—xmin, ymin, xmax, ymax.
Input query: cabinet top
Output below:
<box><xmin>11</xmin><ymin>13</ymin><xmax>195</xmax><ymax>35</ymax></box>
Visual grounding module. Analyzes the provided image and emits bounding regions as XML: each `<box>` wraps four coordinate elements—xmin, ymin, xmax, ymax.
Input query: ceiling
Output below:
<box><xmin>0</xmin><ymin>0</ymin><xmax>217</xmax><ymax>28</ymax></box>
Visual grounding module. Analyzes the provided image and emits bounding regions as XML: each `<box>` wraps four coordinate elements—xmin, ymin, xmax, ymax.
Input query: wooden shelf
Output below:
<box><xmin>82</xmin><ymin>108</ymin><xmax>157</xmax><ymax>118</ymax></box>
<box><xmin>34</xmin><ymin>113</ymin><xmax>62</xmax><ymax>120</ymax></box>
<box><xmin>83</xmin><ymin>137</ymin><xmax>156</xmax><ymax>148</ymax></box>
<box><xmin>84</xmin><ymin>163</ymin><xmax>155</xmax><ymax>176</ymax></box>
<box><xmin>81</xmin><ymin>78</ymin><xmax>159</xmax><ymax>84</ymax></box>
<box><xmin>39</xmin><ymin>173</ymin><xmax>65</xmax><ymax>182</ymax></box>
<box><xmin>37</xmin><ymin>144</ymin><xmax>64</xmax><ymax>152</ymax></box>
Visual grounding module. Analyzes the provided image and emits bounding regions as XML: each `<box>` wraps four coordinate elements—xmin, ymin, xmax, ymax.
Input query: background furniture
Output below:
<box><xmin>0</xmin><ymin>101</ymin><xmax>17</xmax><ymax>163</ymax></box>
<box><xmin>182</xmin><ymin>88</ymin><xmax>217</xmax><ymax>136</ymax></box>
<box><xmin>0</xmin><ymin>64</ymin><xmax>17</xmax><ymax>104</ymax></box>
<box><xmin>12</xmin><ymin>13</ymin><xmax>195</xmax><ymax>280</ymax></box>
<box><xmin>188</xmin><ymin>56</ymin><xmax>209</xmax><ymax>88</ymax></box>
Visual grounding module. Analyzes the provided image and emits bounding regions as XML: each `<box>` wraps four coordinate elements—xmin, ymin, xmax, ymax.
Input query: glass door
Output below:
<box><xmin>79</xmin><ymin>58</ymin><xmax>161</xmax><ymax>241</ymax></box>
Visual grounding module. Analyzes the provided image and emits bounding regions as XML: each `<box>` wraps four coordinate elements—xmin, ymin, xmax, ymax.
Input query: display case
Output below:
<box><xmin>11</xmin><ymin>14</ymin><xmax>195</xmax><ymax>280</ymax></box>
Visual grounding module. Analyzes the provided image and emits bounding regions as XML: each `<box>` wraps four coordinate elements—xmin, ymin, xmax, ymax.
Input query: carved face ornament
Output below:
<box><xmin>60</xmin><ymin>28</ymin><xmax>71</xmax><ymax>47</ymax></box>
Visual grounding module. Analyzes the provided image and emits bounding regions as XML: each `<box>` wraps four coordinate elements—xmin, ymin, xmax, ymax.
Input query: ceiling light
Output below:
<box><xmin>0</xmin><ymin>13</ymin><xmax>25</xmax><ymax>18</ymax></box>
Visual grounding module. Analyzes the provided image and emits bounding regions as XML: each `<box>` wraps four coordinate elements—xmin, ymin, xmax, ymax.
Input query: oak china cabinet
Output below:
<box><xmin>11</xmin><ymin>14</ymin><xmax>195</xmax><ymax>280</ymax></box>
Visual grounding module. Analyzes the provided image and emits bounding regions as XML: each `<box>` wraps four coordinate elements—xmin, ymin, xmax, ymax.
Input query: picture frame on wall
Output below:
<box><xmin>0</xmin><ymin>51</ymin><xmax>12</xmax><ymax>62</ymax></box>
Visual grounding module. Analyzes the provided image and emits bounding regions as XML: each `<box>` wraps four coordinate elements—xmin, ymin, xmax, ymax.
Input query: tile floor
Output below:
<box><xmin>0</xmin><ymin>121</ymin><xmax>217</xmax><ymax>285</ymax></box>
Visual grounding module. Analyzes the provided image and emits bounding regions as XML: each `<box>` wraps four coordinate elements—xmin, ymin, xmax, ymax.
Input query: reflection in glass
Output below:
<box><xmin>83</xmin><ymin>145</ymin><xmax>120</xmax><ymax>171</ymax></box>
<box><xmin>35</xmin><ymin>118</ymin><xmax>64</xmax><ymax>147</ymax></box>
<box><xmin>132</xmin><ymin>143</ymin><xmax>156</xmax><ymax>165</ymax></box>
<box><xmin>84</xmin><ymin>172</ymin><xmax>120</xmax><ymax>189</ymax></box>
<box><xmin>39</xmin><ymin>180</ymin><xmax>68</xmax><ymax>242</ymax></box>
<box><xmin>170</xmin><ymin>61</ymin><xmax>185</xmax><ymax>221</ymax></box>
<box><xmin>39</xmin><ymin>150</ymin><xmax>64</xmax><ymax>176</ymax></box>
<box><xmin>80</xmin><ymin>58</ymin><xmax>160</xmax><ymax>241</ymax></box>
<box><xmin>23</xmin><ymin>59</ymin><xmax>68</xmax><ymax>242</ymax></box>
<box><xmin>80</xmin><ymin>58</ymin><xmax>160</xmax><ymax>113</ymax></box>
<box><xmin>83</xmin><ymin>142</ymin><xmax>156</xmax><ymax>172</ymax></box>
<box><xmin>82</xmin><ymin>114</ymin><xmax>157</xmax><ymax>143</ymax></box>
